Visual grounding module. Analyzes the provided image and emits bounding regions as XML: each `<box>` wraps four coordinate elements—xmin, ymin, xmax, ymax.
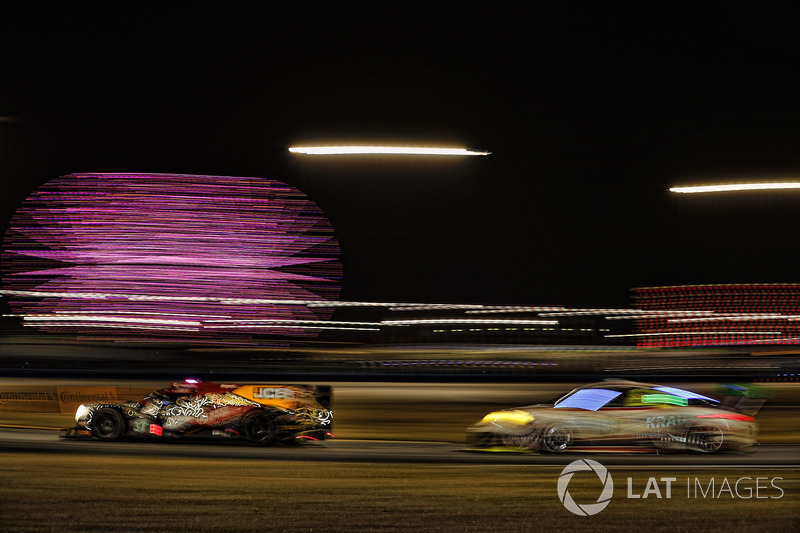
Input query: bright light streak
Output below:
<box><xmin>204</xmin><ymin>324</ymin><xmax>380</xmax><ymax>332</ymax></box>
<box><xmin>204</xmin><ymin>319</ymin><xmax>379</xmax><ymax>326</ymax></box>
<box><xmin>669</xmin><ymin>182</ymin><xmax>800</xmax><ymax>194</ymax></box>
<box><xmin>381</xmin><ymin>319</ymin><xmax>558</xmax><ymax>326</ymax></box>
<box><xmin>466</xmin><ymin>306</ymin><xmax>566</xmax><ymax>314</ymax></box>
<box><xmin>606</xmin><ymin>331</ymin><xmax>781</xmax><ymax>337</ymax></box>
<box><xmin>288</xmin><ymin>146</ymin><xmax>490</xmax><ymax>156</ymax></box>
<box><xmin>22</xmin><ymin>315</ymin><xmax>201</xmax><ymax>326</ymax></box>
<box><xmin>668</xmin><ymin>315</ymin><xmax>792</xmax><ymax>323</ymax></box>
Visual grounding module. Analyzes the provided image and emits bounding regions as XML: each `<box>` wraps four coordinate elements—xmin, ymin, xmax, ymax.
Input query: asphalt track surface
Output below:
<box><xmin>2</xmin><ymin>428</ymin><xmax>798</xmax><ymax>466</ymax></box>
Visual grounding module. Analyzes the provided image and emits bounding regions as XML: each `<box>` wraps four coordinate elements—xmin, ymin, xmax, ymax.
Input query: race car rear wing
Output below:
<box><xmin>717</xmin><ymin>383</ymin><xmax>771</xmax><ymax>416</ymax></box>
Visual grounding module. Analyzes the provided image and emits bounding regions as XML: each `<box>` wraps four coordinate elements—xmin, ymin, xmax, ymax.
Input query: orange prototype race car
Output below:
<box><xmin>64</xmin><ymin>379</ymin><xmax>333</xmax><ymax>445</ymax></box>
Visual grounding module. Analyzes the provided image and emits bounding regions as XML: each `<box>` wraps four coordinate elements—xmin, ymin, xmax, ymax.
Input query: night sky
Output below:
<box><xmin>3</xmin><ymin>5</ymin><xmax>800</xmax><ymax>311</ymax></box>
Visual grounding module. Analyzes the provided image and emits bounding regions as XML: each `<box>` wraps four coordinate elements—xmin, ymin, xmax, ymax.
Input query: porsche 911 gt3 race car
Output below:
<box><xmin>64</xmin><ymin>379</ymin><xmax>333</xmax><ymax>445</ymax></box>
<box><xmin>466</xmin><ymin>380</ymin><xmax>759</xmax><ymax>453</ymax></box>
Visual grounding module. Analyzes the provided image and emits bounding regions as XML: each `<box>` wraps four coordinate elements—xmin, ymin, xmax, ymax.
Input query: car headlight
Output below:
<box><xmin>74</xmin><ymin>404</ymin><xmax>90</xmax><ymax>422</ymax></box>
<box><xmin>481</xmin><ymin>410</ymin><xmax>534</xmax><ymax>426</ymax></box>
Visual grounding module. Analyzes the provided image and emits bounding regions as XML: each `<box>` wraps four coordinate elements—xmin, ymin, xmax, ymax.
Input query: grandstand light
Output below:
<box><xmin>288</xmin><ymin>146</ymin><xmax>490</xmax><ymax>156</ymax></box>
<box><xmin>381</xmin><ymin>318</ymin><xmax>558</xmax><ymax>326</ymax></box>
<box><xmin>669</xmin><ymin>182</ymin><xmax>800</xmax><ymax>194</ymax></box>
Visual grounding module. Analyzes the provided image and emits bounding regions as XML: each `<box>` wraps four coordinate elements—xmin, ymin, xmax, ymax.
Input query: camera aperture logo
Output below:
<box><xmin>557</xmin><ymin>459</ymin><xmax>614</xmax><ymax>516</ymax></box>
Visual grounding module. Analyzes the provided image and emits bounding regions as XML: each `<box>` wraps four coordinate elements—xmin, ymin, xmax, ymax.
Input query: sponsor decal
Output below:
<box><xmin>253</xmin><ymin>387</ymin><xmax>297</xmax><ymax>400</ymax></box>
<box><xmin>645</xmin><ymin>415</ymin><xmax>686</xmax><ymax>429</ymax></box>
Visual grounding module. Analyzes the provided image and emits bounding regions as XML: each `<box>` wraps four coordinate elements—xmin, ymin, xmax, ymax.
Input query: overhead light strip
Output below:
<box><xmin>288</xmin><ymin>146</ymin><xmax>489</xmax><ymax>156</ymax></box>
<box><xmin>669</xmin><ymin>182</ymin><xmax>800</xmax><ymax>194</ymax></box>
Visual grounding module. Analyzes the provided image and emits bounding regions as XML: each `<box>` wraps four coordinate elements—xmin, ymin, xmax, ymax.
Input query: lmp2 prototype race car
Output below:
<box><xmin>64</xmin><ymin>379</ymin><xmax>333</xmax><ymax>445</ymax></box>
<box><xmin>466</xmin><ymin>380</ymin><xmax>759</xmax><ymax>453</ymax></box>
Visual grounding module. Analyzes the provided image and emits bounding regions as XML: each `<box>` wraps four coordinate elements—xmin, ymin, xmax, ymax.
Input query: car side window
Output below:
<box><xmin>622</xmin><ymin>389</ymin><xmax>661</xmax><ymax>407</ymax></box>
<box><xmin>600</xmin><ymin>393</ymin><xmax>626</xmax><ymax>408</ymax></box>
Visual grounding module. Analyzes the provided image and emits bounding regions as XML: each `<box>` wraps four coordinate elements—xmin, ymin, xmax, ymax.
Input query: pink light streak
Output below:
<box><xmin>2</xmin><ymin>173</ymin><xmax>342</xmax><ymax>339</ymax></box>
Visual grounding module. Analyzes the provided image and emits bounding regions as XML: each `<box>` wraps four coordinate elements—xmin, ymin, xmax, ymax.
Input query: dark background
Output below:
<box><xmin>3</xmin><ymin>4</ymin><xmax>800</xmax><ymax>311</ymax></box>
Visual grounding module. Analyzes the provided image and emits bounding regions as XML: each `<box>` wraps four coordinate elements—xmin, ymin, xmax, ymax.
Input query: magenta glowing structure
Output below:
<box><xmin>1</xmin><ymin>173</ymin><xmax>342</xmax><ymax>340</ymax></box>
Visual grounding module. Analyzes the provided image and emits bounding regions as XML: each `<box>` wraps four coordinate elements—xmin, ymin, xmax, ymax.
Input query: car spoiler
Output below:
<box><xmin>717</xmin><ymin>383</ymin><xmax>772</xmax><ymax>416</ymax></box>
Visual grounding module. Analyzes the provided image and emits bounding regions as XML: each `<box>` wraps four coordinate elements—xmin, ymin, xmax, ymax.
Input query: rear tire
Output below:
<box><xmin>241</xmin><ymin>411</ymin><xmax>277</xmax><ymax>446</ymax></box>
<box><xmin>91</xmin><ymin>408</ymin><xmax>126</xmax><ymax>441</ymax></box>
<box><xmin>687</xmin><ymin>424</ymin><xmax>724</xmax><ymax>453</ymax></box>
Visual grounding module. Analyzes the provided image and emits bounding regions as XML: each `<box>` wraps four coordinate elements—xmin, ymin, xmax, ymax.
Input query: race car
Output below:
<box><xmin>466</xmin><ymin>380</ymin><xmax>759</xmax><ymax>453</ymax></box>
<box><xmin>64</xmin><ymin>379</ymin><xmax>333</xmax><ymax>445</ymax></box>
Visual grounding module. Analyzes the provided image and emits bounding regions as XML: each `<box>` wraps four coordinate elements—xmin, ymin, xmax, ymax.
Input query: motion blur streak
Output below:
<box><xmin>631</xmin><ymin>284</ymin><xmax>800</xmax><ymax>347</ymax></box>
<box><xmin>381</xmin><ymin>319</ymin><xmax>558</xmax><ymax>326</ymax></box>
<box><xmin>288</xmin><ymin>146</ymin><xmax>489</xmax><ymax>156</ymax></box>
<box><xmin>669</xmin><ymin>182</ymin><xmax>800</xmax><ymax>193</ymax></box>
<box><xmin>1</xmin><ymin>173</ymin><xmax>342</xmax><ymax>339</ymax></box>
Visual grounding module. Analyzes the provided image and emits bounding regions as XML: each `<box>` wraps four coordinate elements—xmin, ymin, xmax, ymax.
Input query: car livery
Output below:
<box><xmin>64</xmin><ymin>380</ymin><xmax>333</xmax><ymax>445</ymax></box>
<box><xmin>466</xmin><ymin>380</ymin><xmax>759</xmax><ymax>453</ymax></box>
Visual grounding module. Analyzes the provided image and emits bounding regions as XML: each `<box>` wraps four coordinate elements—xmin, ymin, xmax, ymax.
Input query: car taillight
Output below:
<box><xmin>697</xmin><ymin>413</ymin><xmax>754</xmax><ymax>422</ymax></box>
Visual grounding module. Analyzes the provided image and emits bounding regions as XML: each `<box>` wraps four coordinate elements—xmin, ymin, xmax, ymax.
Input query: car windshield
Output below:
<box><xmin>653</xmin><ymin>385</ymin><xmax>719</xmax><ymax>404</ymax></box>
<box><xmin>553</xmin><ymin>388</ymin><xmax>622</xmax><ymax>411</ymax></box>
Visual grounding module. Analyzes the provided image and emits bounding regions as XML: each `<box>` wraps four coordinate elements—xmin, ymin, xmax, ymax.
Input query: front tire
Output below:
<box><xmin>91</xmin><ymin>408</ymin><xmax>126</xmax><ymax>441</ymax></box>
<box><xmin>241</xmin><ymin>411</ymin><xmax>278</xmax><ymax>446</ymax></box>
<box><xmin>540</xmin><ymin>423</ymin><xmax>573</xmax><ymax>453</ymax></box>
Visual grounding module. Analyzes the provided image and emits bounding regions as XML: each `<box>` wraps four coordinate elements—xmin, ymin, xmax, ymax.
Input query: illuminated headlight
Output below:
<box><xmin>481</xmin><ymin>410</ymin><xmax>534</xmax><ymax>426</ymax></box>
<box><xmin>74</xmin><ymin>404</ymin><xmax>90</xmax><ymax>422</ymax></box>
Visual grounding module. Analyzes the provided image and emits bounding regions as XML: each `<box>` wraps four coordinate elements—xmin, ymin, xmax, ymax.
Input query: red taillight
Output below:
<box><xmin>149</xmin><ymin>424</ymin><xmax>163</xmax><ymax>436</ymax></box>
<box><xmin>326</xmin><ymin>432</ymin><xmax>335</xmax><ymax>438</ymax></box>
<box><xmin>697</xmin><ymin>413</ymin><xmax>754</xmax><ymax>422</ymax></box>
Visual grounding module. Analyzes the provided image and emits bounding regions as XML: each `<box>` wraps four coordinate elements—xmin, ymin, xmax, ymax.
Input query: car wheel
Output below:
<box><xmin>540</xmin><ymin>423</ymin><xmax>573</xmax><ymax>453</ymax></box>
<box><xmin>687</xmin><ymin>424</ymin><xmax>724</xmax><ymax>453</ymax></box>
<box><xmin>91</xmin><ymin>408</ymin><xmax>126</xmax><ymax>441</ymax></box>
<box><xmin>241</xmin><ymin>411</ymin><xmax>277</xmax><ymax>446</ymax></box>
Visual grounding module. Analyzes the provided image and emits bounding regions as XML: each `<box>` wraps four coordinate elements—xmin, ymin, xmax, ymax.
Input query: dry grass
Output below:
<box><xmin>1</xmin><ymin>454</ymin><xmax>797</xmax><ymax>532</ymax></box>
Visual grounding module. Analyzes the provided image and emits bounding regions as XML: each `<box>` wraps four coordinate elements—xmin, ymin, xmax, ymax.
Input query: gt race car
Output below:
<box><xmin>466</xmin><ymin>380</ymin><xmax>759</xmax><ymax>453</ymax></box>
<box><xmin>64</xmin><ymin>379</ymin><xmax>333</xmax><ymax>445</ymax></box>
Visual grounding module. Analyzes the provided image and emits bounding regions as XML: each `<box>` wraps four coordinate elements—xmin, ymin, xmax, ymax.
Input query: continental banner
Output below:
<box><xmin>0</xmin><ymin>386</ymin><xmax>119</xmax><ymax>414</ymax></box>
<box><xmin>56</xmin><ymin>386</ymin><xmax>118</xmax><ymax>414</ymax></box>
<box><xmin>0</xmin><ymin>388</ymin><xmax>59</xmax><ymax>413</ymax></box>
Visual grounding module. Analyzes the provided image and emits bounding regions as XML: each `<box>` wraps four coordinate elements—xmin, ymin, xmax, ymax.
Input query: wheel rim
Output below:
<box><xmin>245</xmin><ymin>413</ymin><xmax>276</xmax><ymax>445</ymax></box>
<box><xmin>542</xmin><ymin>425</ymin><xmax>572</xmax><ymax>452</ymax></box>
<box><xmin>252</xmin><ymin>418</ymin><xmax>273</xmax><ymax>442</ymax></box>
<box><xmin>93</xmin><ymin>410</ymin><xmax>121</xmax><ymax>439</ymax></box>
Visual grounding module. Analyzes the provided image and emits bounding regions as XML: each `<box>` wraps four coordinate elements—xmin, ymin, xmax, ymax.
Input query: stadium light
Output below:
<box><xmin>669</xmin><ymin>182</ymin><xmax>800</xmax><ymax>194</ymax></box>
<box><xmin>288</xmin><ymin>146</ymin><xmax>490</xmax><ymax>156</ymax></box>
